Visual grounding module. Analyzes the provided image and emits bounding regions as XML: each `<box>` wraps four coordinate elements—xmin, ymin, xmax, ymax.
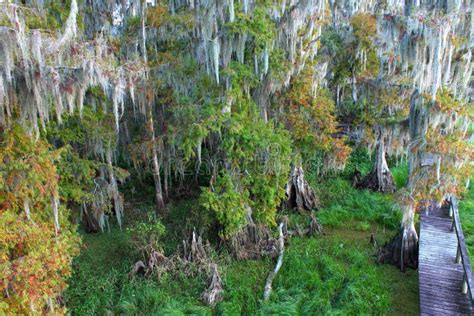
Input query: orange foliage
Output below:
<box><xmin>284</xmin><ymin>67</ymin><xmax>351</xmax><ymax>170</ymax></box>
<box><xmin>0</xmin><ymin>127</ymin><xmax>80</xmax><ymax>314</ymax></box>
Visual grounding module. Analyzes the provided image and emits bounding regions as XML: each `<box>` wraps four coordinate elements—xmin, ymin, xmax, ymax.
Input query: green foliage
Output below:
<box><xmin>215</xmin><ymin>258</ymin><xmax>272</xmax><ymax>315</ymax></box>
<box><xmin>227</xmin><ymin>2</ymin><xmax>275</xmax><ymax>51</ymax></box>
<box><xmin>320</xmin><ymin>27</ymin><xmax>352</xmax><ymax>85</ymax></box>
<box><xmin>223</xmin><ymin>61</ymin><xmax>259</xmax><ymax>97</ymax></box>
<box><xmin>65</xmin><ymin>212</ymin><xmax>418</xmax><ymax>315</ymax></box>
<box><xmin>262</xmin><ymin>236</ymin><xmax>390</xmax><ymax>315</ymax></box>
<box><xmin>56</xmin><ymin>147</ymin><xmax>98</xmax><ymax>204</ymax></box>
<box><xmin>65</xmin><ymin>225</ymin><xmax>212</xmax><ymax>315</ymax></box>
<box><xmin>268</xmin><ymin>48</ymin><xmax>290</xmax><ymax>80</ymax></box>
<box><xmin>351</xmin><ymin>14</ymin><xmax>377</xmax><ymax>48</ymax></box>
<box><xmin>283</xmin><ymin>68</ymin><xmax>351</xmax><ymax>175</ymax></box>
<box><xmin>341</xmin><ymin>147</ymin><xmax>374</xmax><ymax>178</ymax></box>
<box><xmin>25</xmin><ymin>0</ymin><xmax>84</xmax><ymax>31</ymax></box>
<box><xmin>45</xmin><ymin>104</ymin><xmax>124</xmax><ymax>209</ymax></box>
<box><xmin>200</xmin><ymin>172</ymin><xmax>249</xmax><ymax>238</ymax></box>
<box><xmin>64</xmin><ymin>230</ymin><xmax>137</xmax><ymax>315</ymax></box>
<box><xmin>46</xmin><ymin>104</ymin><xmax>116</xmax><ymax>149</ymax></box>
<box><xmin>392</xmin><ymin>162</ymin><xmax>409</xmax><ymax>190</ymax></box>
<box><xmin>199</xmin><ymin>111</ymin><xmax>291</xmax><ymax>236</ymax></box>
<box><xmin>128</xmin><ymin>214</ymin><xmax>166</xmax><ymax>256</ymax></box>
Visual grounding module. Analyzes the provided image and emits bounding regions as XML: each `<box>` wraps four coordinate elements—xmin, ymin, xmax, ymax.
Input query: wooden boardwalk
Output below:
<box><xmin>419</xmin><ymin>199</ymin><xmax>473</xmax><ymax>315</ymax></box>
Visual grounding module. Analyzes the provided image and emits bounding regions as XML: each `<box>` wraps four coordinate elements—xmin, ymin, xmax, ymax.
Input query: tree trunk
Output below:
<box><xmin>148</xmin><ymin>112</ymin><xmax>165</xmax><ymax>212</ymax></box>
<box><xmin>141</xmin><ymin>4</ymin><xmax>164</xmax><ymax>213</ymax></box>
<box><xmin>81</xmin><ymin>202</ymin><xmax>100</xmax><ymax>233</ymax></box>
<box><xmin>380</xmin><ymin>90</ymin><xmax>425</xmax><ymax>270</ymax></box>
<box><xmin>106</xmin><ymin>148</ymin><xmax>123</xmax><ymax>229</ymax></box>
<box><xmin>378</xmin><ymin>203</ymin><xmax>418</xmax><ymax>271</ymax></box>
<box><xmin>356</xmin><ymin>129</ymin><xmax>395</xmax><ymax>193</ymax></box>
<box><xmin>351</xmin><ymin>68</ymin><xmax>358</xmax><ymax>103</ymax></box>
<box><xmin>285</xmin><ymin>166</ymin><xmax>319</xmax><ymax>211</ymax></box>
<box><xmin>375</xmin><ymin>133</ymin><xmax>395</xmax><ymax>192</ymax></box>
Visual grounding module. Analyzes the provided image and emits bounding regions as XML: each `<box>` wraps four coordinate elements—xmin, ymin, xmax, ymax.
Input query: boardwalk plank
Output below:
<box><xmin>419</xmin><ymin>203</ymin><xmax>473</xmax><ymax>315</ymax></box>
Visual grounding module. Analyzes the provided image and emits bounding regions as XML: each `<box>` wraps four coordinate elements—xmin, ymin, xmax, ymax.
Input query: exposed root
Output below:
<box><xmin>355</xmin><ymin>130</ymin><xmax>395</xmax><ymax>193</ymax></box>
<box><xmin>81</xmin><ymin>205</ymin><xmax>101</xmax><ymax>233</ymax></box>
<box><xmin>130</xmin><ymin>229</ymin><xmax>212</xmax><ymax>281</ymax></box>
<box><xmin>378</xmin><ymin>225</ymin><xmax>418</xmax><ymax>271</ymax></box>
<box><xmin>129</xmin><ymin>249</ymin><xmax>169</xmax><ymax>279</ymax></box>
<box><xmin>370</xmin><ymin>233</ymin><xmax>377</xmax><ymax>247</ymax></box>
<box><xmin>229</xmin><ymin>224</ymin><xmax>278</xmax><ymax>260</ymax></box>
<box><xmin>285</xmin><ymin>166</ymin><xmax>319</xmax><ymax>211</ymax></box>
<box><xmin>182</xmin><ymin>230</ymin><xmax>208</xmax><ymax>263</ymax></box>
<box><xmin>227</xmin><ymin>205</ymin><xmax>280</xmax><ymax>260</ymax></box>
<box><xmin>146</xmin><ymin>250</ymin><xmax>168</xmax><ymax>275</ymax></box>
<box><xmin>202</xmin><ymin>263</ymin><xmax>224</xmax><ymax>306</ymax></box>
<box><xmin>129</xmin><ymin>261</ymin><xmax>147</xmax><ymax>278</ymax></box>
<box><xmin>355</xmin><ymin>169</ymin><xmax>396</xmax><ymax>193</ymax></box>
<box><xmin>282</xmin><ymin>211</ymin><xmax>322</xmax><ymax>238</ymax></box>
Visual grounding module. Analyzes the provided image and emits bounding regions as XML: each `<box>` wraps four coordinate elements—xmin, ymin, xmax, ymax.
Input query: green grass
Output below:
<box><xmin>65</xmin><ymin>225</ymin><xmax>419</xmax><ymax>315</ymax></box>
<box><xmin>65</xmin><ymin>178</ymin><xmax>419</xmax><ymax>315</ymax></box>
<box><xmin>315</xmin><ymin>178</ymin><xmax>401</xmax><ymax>231</ymax></box>
<box><xmin>65</xmin><ymin>227</ymin><xmax>212</xmax><ymax>315</ymax></box>
<box><xmin>65</xmin><ymin>230</ymin><xmax>136</xmax><ymax>315</ymax></box>
<box><xmin>391</xmin><ymin>163</ymin><xmax>408</xmax><ymax>190</ymax></box>
<box><xmin>460</xmin><ymin>182</ymin><xmax>474</xmax><ymax>257</ymax></box>
<box><xmin>259</xmin><ymin>228</ymin><xmax>419</xmax><ymax>315</ymax></box>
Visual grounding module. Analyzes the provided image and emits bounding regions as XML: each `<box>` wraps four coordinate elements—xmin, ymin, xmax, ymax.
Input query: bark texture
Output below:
<box><xmin>285</xmin><ymin>166</ymin><xmax>319</xmax><ymax>211</ymax></box>
<box><xmin>378</xmin><ymin>223</ymin><xmax>419</xmax><ymax>271</ymax></box>
<box><xmin>148</xmin><ymin>112</ymin><xmax>166</xmax><ymax>212</ymax></box>
<box><xmin>380</xmin><ymin>90</ymin><xmax>425</xmax><ymax>270</ymax></box>
<box><xmin>356</xmin><ymin>130</ymin><xmax>395</xmax><ymax>193</ymax></box>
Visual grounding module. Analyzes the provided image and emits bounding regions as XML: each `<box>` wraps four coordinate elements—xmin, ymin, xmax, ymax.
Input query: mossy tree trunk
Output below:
<box><xmin>374</xmin><ymin>130</ymin><xmax>395</xmax><ymax>192</ymax></box>
<box><xmin>380</xmin><ymin>90</ymin><xmax>426</xmax><ymax>270</ymax></box>
<box><xmin>148</xmin><ymin>111</ymin><xmax>165</xmax><ymax>212</ymax></box>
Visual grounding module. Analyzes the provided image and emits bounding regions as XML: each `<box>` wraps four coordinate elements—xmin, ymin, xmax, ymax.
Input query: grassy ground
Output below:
<box><xmin>460</xmin><ymin>181</ymin><xmax>474</xmax><ymax>256</ymax></box>
<box><xmin>65</xmin><ymin>155</ymin><xmax>420</xmax><ymax>315</ymax></box>
<box><xmin>65</xmin><ymin>226</ymin><xmax>419</xmax><ymax>315</ymax></box>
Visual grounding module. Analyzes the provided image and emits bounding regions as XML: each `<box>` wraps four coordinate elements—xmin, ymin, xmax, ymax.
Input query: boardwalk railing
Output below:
<box><xmin>449</xmin><ymin>196</ymin><xmax>474</xmax><ymax>306</ymax></box>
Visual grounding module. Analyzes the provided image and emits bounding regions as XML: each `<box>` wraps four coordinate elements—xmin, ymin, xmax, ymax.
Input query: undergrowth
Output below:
<box><xmin>65</xmin><ymin>150</ymin><xmax>419</xmax><ymax>315</ymax></box>
<box><xmin>65</xmin><ymin>195</ymin><xmax>416</xmax><ymax>315</ymax></box>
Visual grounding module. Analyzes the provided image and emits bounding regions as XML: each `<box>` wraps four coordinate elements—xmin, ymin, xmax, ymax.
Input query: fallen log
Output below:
<box><xmin>263</xmin><ymin>212</ymin><xmax>322</xmax><ymax>300</ymax></box>
<box><xmin>263</xmin><ymin>223</ymin><xmax>285</xmax><ymax>301</ymax></box>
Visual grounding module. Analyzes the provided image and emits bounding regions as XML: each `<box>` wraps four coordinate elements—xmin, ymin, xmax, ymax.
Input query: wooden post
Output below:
<box><xmin>462</xmin><ymin>273</ymin><xmax>468</xmax><ymax>294</ymax></box>
<box><xmin>456</xmin><ymin>245</ymin><xmax>462</xmax><ymax>264</ymax></box>
<box><xmin>449</xmin><ymin>203</ymin><xmax>453</xmax><ymax>218</ymax></box>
